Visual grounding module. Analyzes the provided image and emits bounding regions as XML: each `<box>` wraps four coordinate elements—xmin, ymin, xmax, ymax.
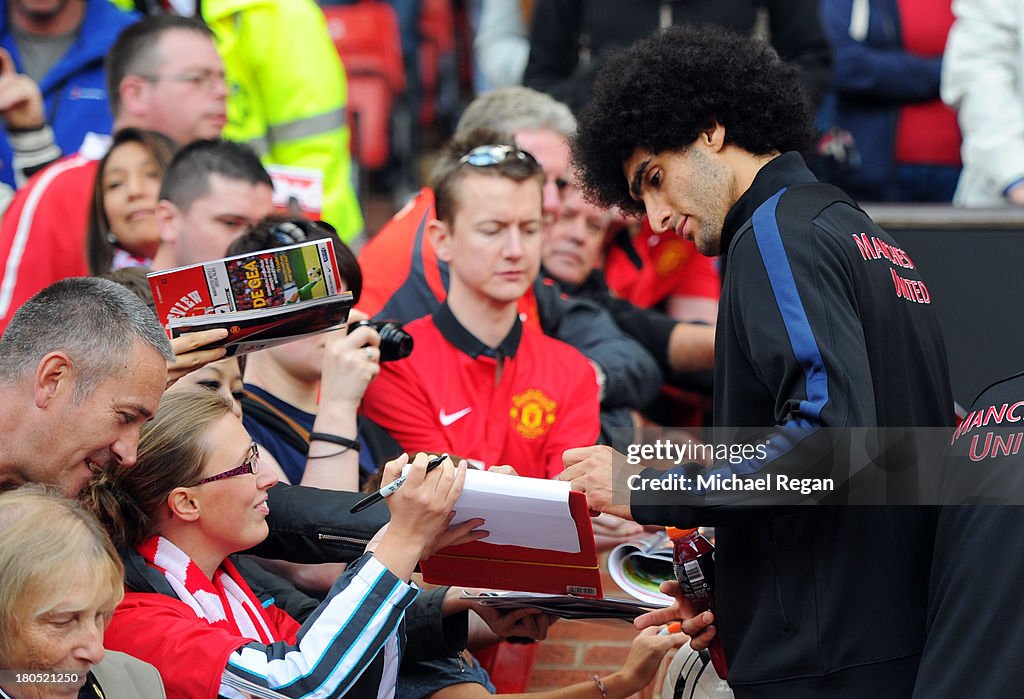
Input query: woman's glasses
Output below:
<box><xmin>191</xmin><ymin>443</ymin><xmax>260</xmax><ymax>486</ymax></box>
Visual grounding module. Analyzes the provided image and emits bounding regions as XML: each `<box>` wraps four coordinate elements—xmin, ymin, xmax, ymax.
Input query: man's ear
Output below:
<box><xmin>700</xmin><ymin>122</ymin><xmax>727</xmax><ymax>153</ymax></box>
<box><xmin>167</xmin><ymin>487</ymin><xmax>202</xmax><ymax>523</ymax></box>
<box><xmin>118</xmin><ymin>76</ymin><xmax>148</xmax><ymax>120</ymax></box>
<box><xmin>150</xmin><ymin>200</ymin><xmax>181</xmax><ymax>271</ymax></box>
<box><xmin>155</xmin><ymin>199</ymin><xmax>179</xmax><ymax>240</ymax></box>
<box><xmin>429</xmin><ymin>219</ymin><xmax>453</xmax><ymax>263</ymax></box>
<box><xmin>33</xmin><ymin>352</ymin><xmax>73</xmax><ymax>409</ymax></box>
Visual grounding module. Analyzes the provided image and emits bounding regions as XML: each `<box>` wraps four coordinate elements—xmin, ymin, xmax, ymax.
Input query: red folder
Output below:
<box><xmin>419</xmin><ymin>491</ymin><xmax>603</xmax><ymax>598</ymax></box>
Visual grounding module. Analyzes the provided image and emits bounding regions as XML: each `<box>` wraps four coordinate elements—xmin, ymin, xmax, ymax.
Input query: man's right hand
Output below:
<box><xmin>634</xmin><ymin>579</ymin><xmax>719</xmax><ymax>652</ymax></box>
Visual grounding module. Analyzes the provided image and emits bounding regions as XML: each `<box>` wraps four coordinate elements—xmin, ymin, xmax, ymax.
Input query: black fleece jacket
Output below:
<box><xmin>630</xmin><ymin>153</ymin><xmax>954</xmax><ymax>697</ymax></box>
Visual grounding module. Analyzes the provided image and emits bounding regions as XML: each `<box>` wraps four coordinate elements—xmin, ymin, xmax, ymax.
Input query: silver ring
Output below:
<box><xmin>364</xmin><ymin>347</ymin><xmax>375</xmax><ymax>360</ymax></box>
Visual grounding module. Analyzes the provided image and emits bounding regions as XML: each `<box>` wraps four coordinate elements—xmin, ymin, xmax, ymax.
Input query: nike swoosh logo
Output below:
<box><xmin>439</xmin><ymin>407</ymin><xmax>472</xmax><ymax>426</ymax></box>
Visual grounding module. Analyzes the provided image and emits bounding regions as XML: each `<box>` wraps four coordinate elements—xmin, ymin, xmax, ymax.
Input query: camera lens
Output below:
<box><xmin>348</xmin><ymin>320</ymin><xmax>413</xmax><ymax>362</ymax></box>
<box><xmin>375</xmin><ymin>322</ymin><xmax>413</xmax><ymax>361</ymax></box>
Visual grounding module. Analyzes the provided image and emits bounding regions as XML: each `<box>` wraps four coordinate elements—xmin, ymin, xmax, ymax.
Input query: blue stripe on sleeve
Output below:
<box><xmin>685</xmin><ymin>187</ymin><xmax>830</xmax><ymax>491</ymax></box>
<box><xmin>751</xmin><ymin>187</ymin><xmax>830</xmax><ymax>419</ymax></box>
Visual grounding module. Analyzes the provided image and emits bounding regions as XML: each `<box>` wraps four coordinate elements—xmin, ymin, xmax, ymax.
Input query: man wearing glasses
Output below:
<box><xmin>0</xmin><ymin>15</ymin><xmax>227</xmax><ymax>333</ymax></box>
<box><xmin>363</xmin><ymin>131</ymin><xmax>601</xmax><ymax>480</ymax></box>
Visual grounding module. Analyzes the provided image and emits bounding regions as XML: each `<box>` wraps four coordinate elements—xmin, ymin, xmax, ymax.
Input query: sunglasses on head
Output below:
<box><xmin>457</xmin><ymin>144</ymin><xmax>540</xmax><ymax>170</ymax></box>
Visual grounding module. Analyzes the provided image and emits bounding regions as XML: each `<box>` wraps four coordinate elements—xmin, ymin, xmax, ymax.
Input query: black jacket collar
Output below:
<box><xmin>720</xmin><ymin>151</ymin><xmax>817</xmax><ymax>254</ymax></box>
<box><xmin>433</xmin><ymin>302</ymin><xmax>522</xmax><ymax>360</ymax></box>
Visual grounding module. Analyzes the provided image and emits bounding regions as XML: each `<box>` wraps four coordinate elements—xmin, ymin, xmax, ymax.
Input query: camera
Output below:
<box><xmin>348</xmin><ymin>320</ymin><xmax>413</xmax><ymax>362</ymax></box>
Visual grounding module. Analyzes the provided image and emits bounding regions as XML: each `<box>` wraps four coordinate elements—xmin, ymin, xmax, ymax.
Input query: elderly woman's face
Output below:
<box><xmin>2</xmin><ymin>564</ymin><xmax>115</xmax><ymax>699</ymax></box>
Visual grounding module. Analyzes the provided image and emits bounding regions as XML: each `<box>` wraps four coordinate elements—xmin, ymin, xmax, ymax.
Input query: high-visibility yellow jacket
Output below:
<box><xmin>209</xmin><ymin>0</ymin><xmax>362</xmax><ymax>241</ymax></box>
<box><xmin>114</xmin><ymin>0</ymin><xmax>364</xmax><ymax>241</ymax></box>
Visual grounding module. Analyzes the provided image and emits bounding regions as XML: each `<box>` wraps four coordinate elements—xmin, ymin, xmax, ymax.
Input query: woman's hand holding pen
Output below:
<box><xmin>371</xmin><ymin>453</ymin><xmax>485</xmax><ymax>580</ymax></box>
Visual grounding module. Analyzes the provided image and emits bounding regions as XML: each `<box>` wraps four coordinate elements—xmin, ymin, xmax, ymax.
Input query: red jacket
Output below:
<box><xmin>0</xmin><ymin>153</ymin><xmax>98</xmax><ymax>332</ymax></box>
<box><xmin>603</xmin><ymin>218</ymin><xmax>721</xmax><ymax>310</ymax></box>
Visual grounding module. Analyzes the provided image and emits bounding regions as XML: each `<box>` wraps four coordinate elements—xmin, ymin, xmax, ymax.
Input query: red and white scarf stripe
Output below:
<box><xmin>137</xmin><ymin>535</ymin><xmax>275</xmax><ymax>644</ymax></box>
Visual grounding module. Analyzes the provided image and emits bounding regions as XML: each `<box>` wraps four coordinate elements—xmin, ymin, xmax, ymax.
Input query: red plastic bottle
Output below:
<box><xmin>666</xmin><ymin>526</ymin><xmax>729</xmax><ymax>679</ymax></box>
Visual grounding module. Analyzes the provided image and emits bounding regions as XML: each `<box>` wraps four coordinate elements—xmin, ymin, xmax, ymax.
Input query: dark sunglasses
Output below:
<box><xmin>191</xmin><ymin>443</ymin><xmax>260</xmax><ymax>486</ymax></box>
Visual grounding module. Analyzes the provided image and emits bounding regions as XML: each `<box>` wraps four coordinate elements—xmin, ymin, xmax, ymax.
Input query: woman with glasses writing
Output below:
<box><xmin>82</xmin><ymin>387</ymin><xmax>479</xmax><ymax>699</ymax></box>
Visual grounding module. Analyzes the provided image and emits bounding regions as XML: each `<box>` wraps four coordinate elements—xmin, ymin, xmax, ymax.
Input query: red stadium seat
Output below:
<box><xmin>322</xmin><ymin>2</ymin><xmax>405</xmax><ymax>172</ymax></box>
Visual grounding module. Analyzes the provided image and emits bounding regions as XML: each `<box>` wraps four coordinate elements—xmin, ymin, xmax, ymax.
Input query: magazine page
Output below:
<box><xmin>167</xmin><ymin>293</ymin><xmax>353</xmax><ymax>356</ymax></box>
<box><xmin>459</xmin><ymin>591</ymin><xmax>666</xmax><ymax>621</ymax></box>
<box><xmin>608</xmin><ymin>529</ymin><xmax>675</xmax><ymax>605</ymax></box>
<box><xmin>148</xmin><ymin>239</ymin><xmax>342</xmax><ymax>325</ymax></box>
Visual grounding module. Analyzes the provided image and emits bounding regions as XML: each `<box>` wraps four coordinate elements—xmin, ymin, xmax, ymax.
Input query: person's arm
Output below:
<box><xmin>427</xmin><ymin>627</ymin><xmax>687</xmax><ymax>699</ymax></box>
<box><xmin>254</xmin><ymin>483</ymin><xmax>389</xmax><ymax>563</ymax></box>
<box><xmin>942</xmin><ymin>0</ymin><xmax>1024</xmax><ymax>201</ymax></box>
<box><xmin>544</xmin><ymin>348</ymin><xmax>601</xmax><ymax>478</ymax></box>
<box><xmin>300</xmin><ymin>321</ymin><xmax>381</xmax><ymax>491</ymax></box>
<box><xmin>538</xmin><ymin>282</ymin><xmax>662</xmax><ymax>411</ymax></box>
<box><xmin>819</xmin><ymin>0</ymin><xmax>941</xmax><ymax>102</ymax></box>
<box><xmin>473</xmin><ymin>0</ymin><xmax>530</xmax><ymax>88</ymax></box>
<box><xmin>0</xmin><ymin>48</ymin><xmax>62</xmax><ymax>186</ymax></box>
<box><xmin>565</xmin><ymin>222</ymin><xmax>877</xmax><ymax>528</ymax></box>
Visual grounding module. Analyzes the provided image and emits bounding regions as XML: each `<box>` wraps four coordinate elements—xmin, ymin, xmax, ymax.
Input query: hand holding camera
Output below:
<box><xmin>347</xmin><ymin>319</ymin><xmax>413</xmax><ymax>362</ymax></box>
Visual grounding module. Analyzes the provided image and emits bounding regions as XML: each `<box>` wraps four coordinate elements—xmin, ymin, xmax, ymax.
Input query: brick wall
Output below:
<box><xmin>526</xmin><ymin>566</ymin><xmax>648</xmax><ymax>696</ymax></box>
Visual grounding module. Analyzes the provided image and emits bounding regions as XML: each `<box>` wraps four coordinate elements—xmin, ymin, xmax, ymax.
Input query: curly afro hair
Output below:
<box><xmin>572</xmin><ymin>24</ymin><xmax>816</xmax><ymax>217</ymax></box>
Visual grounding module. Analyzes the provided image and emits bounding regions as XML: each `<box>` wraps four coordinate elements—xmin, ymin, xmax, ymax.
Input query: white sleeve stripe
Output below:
<box><xmin>221</xmin><ymin>557</ymin><xmax>417</xmax><ymax>698</ymax></box>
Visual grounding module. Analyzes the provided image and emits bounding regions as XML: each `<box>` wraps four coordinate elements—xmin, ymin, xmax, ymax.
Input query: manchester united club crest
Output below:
<box><xmin>654</xmin><ymin>238</ymin><xmax>689</xmax><ymax>277</ymax></box>
<box><xmin>509</xmin><ymin>389</ymin><xmax>557</xmax><ymax>439</ymax></box>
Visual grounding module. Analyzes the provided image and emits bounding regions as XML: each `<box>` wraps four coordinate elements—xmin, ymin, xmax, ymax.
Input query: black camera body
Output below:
<box><xmin>348</xmin><ymin>320</ymin><xmax>413</xmax><ymax>362</ymax></box>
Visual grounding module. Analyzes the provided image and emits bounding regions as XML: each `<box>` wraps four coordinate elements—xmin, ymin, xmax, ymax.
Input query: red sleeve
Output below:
<box><xmin>0</xmin><ymin>158</ymin><xmax>94</xmax><ymax>332</ymax></box>
<box><xmin>357</xmin><ymin>188</ymin><xmax>441</xmax><ymax>317</ymax></box>
<box><xmin>544</xmin><ymin>345</ymin><xmax>600</xmax><ymax>478</ymax></box>
<box><xmin>264</xmin><ymin>603</ymin><xmax>301</xmax><ymax>643</ymax></box>
<box><xmin>104</xmin><ymin>593</ymin><xmax>247</xmax><ymax>699</ymax></box>
<box><xmin>670</xmin><ymin>245</ymin><xmax>721</xmax><ymax>300</ymax></box>
<box><xmin>362</xmin><ymin>356</ymin><xmax>451</xmax><ymax>455</ymax></box>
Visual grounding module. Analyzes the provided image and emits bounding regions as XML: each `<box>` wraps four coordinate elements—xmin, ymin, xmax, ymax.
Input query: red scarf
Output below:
<box><xmin>137</xmin><ymin>535</ymin><xmax>276</xmax><ymax>643</ymax></box>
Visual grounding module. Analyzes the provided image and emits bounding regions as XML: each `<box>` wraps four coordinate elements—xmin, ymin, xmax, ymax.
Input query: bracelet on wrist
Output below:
<box><xmin>590</xmin><ymin>674</ymin><xmax>608</xmax><ymax>699</ymax></box>
<box><xmin>309</xmin><ymin>432</ymin><xmax>360</xmax><ymax>451</ymax></box>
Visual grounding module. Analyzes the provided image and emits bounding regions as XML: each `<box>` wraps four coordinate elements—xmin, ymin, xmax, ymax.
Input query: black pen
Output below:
<box><xmin>349</xmin><ymin>453</ymin><xmax>449</xmax><ymax>513</ymax></box>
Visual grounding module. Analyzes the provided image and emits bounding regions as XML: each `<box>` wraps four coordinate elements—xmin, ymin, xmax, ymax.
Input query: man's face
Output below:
<box><xmin>136</xmin><ymin>29</ymin><xmax>228</xmax><ymax>144</ymax></box>
<box><xmin>159</xmin><ymin>174</ymin><xmax>275</xmax><ymax>267</ymax></box>
<box><xmin>433</xmin><ymin>172</ymin><xmax>543</xmax><ymax>309</ymax></box>
<box><xmin>541</xmin><ymin>187</ymin><xmax>611</xmax><ymax>286</ymax></box>
<box><xmin>623</xmin><ymin>143</ymin><xmax>734</xmax><ymax>256</ymax></box>
<box><xmin>513</xmin><ymin>128</ymin><xmax>570</xmax><ymax>221</ymax></box>
<box><xmin>11</xmin><ymin>0</ymin><xmax>71</xmax><ymax>23</ymax></box>
<box><xmin>37</xmin><ymin>344</ymin><xmax>167</xmax><ymax>497</ymax></box>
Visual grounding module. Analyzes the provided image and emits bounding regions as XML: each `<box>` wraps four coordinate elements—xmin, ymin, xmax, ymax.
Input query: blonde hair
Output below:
<box><xmin>81</xmin><ymin>388</ymin><xmax>233</xmax><ymax>550</ymax></box>
<box><xmin>0</xmin><ymin>485</ymin><xmax>124</xmax><ymax>664</ymax></box>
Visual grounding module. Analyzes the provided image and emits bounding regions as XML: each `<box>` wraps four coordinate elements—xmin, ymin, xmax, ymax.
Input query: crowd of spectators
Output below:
<box><xmin>0</xmin><ymin>1</ymin><xmax>1021</xmax><ymax>698</ymax></box>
